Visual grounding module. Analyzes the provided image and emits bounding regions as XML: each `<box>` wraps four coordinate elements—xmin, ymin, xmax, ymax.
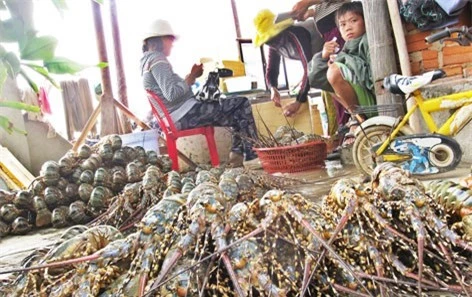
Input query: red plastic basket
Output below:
<box><xmin>254</xmin><ymin>141</ymin><xmax>327</xmax><ymax>173</ymax></box>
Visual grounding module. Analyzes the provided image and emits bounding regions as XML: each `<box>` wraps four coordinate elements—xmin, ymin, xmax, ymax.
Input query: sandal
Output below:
<box><xmin>341</xmin><ymin>132</ymin><xmax>356</xmax><ymax>148</ymax></box>
<box><xmin>341</xmin><ymin>118</ymin><xmax>360</xmax><ymax>148</ymax></box>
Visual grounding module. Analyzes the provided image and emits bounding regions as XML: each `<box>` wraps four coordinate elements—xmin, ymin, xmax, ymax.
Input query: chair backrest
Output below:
<box><xmin>146</xmin><ymin>90</ymin><xmax>178</xmax><ymax>135</ymax></box>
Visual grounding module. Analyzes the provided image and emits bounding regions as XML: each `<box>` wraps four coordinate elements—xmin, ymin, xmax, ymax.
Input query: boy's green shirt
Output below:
<box><xmin>334</xmin><ymin>33</ymin><xmax>373</xmax><ymax>92</ymax></box>
<box><xmin>308</xmin><ymin>33</ymin><xmax>373</xmax><ymax>94</ymax></box>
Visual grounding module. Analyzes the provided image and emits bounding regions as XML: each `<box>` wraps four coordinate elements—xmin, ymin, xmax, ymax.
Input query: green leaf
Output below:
<box><xmin>0</xmin><ymin>115</ymin><xmax>27</xmax><ymax>135</ymax></box>
<box><xmin>0</xmin><ymin>61</ymin><xmax>7</xmax><ymax>94</ymax></box>
<box><xmin>0</xmin><ymin>18</ymin><xmax>25</xmax><ymax>43</ymax></box>
<box><xmin>44</xmin><ymin>56</ymin><xmax>90</xmax><ymax>74</ymax></box>
<box><xmin>51</xmin><ymin>0</ymin><xmax>68</xmax><ymax>10</ymax></box>
<box><xmin>0</xmin><ymin>115</ymin><xmax>14</xmax><ymax>134</ymax></box>
<box><xmin>22</xmin><ymin>62</ymin><xmax>60</xmax><ymax>88</ymax></box>
<box><xmin>18</xmin><ymin>69</ymin><xmax>39</xmax><ymax>93</ymax></box>
<box><xmin>97</xmin><ymin>61</ymin><xmax>108</xmax><ymax>69</ymax></box>
<box><xmin>93</xmin><ymin>0</ymin><xmax>104</xmax><ymax>4</ymax></box>
<box><xmin>0</xmin><ymin>100</ymin><xmax>41</xmax><ymax>112</ymax></box>
<box><xmin>3</xmin><ymin>51</ymin><xmax>20</xmax><ymax>77</ymax></box>
<box><xmin>20</xmin><ymin>35</ymin><xmax>57</xmax><ymax>61</ymax></box>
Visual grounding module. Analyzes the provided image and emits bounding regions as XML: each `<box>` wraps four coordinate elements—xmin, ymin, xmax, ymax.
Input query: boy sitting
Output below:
<box><xmin>309</xmin><ymin>1</ymin><xmax>376</xmax><ymax>145</ymax></box>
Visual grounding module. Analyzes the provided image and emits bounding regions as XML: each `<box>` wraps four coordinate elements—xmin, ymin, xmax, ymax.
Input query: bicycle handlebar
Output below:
<box><xmin>425</xmin><ymin>26</ymin><xmax>472</xmax><ymax>44</ymax></box>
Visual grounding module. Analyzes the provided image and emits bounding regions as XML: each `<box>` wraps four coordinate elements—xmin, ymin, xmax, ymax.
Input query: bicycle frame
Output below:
<box><xmin>375</xmin><ymin>88</ymin><xmax>472</xmax><ymax>159</ymax></box>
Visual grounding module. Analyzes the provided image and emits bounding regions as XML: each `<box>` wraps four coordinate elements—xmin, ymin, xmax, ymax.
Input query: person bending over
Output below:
<box><xmin>140</xmin><ymin>19</ymin><xmax>259</xmax><ymax>167</ymax></box>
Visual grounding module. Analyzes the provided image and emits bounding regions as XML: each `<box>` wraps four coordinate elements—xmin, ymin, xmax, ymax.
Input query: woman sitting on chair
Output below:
<box><xmin>140</xmin><ymin>19</ymin><xmax>260</xmax><ymax>168</ymax></box>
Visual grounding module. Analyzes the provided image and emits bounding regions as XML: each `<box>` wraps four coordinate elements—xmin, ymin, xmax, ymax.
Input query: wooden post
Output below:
<box><xmin>386</xmin><ymin>0</ymin><xmax>421</xmax><ymax>132</ymax></box>
<box><xmin>91</xmin><ymin>0</ymin><xmax>120</xmax><ymax>136</ymax></box>
<box><xmin>110</xmin><ymin>0</ymin><xmax>128</xmax><ymax>108</ymax></box>
<box><xmin>363</xmin><ymin>0</ymin><xmax>398</xmax><ymax>106</ymax></box>
<box><xmin>110</xmin><ymin>0</ymin><xmax>132</xmax><ymax>134</ymax></box>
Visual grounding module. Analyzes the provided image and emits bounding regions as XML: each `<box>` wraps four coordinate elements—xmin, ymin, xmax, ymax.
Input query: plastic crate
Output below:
<box><xmin>254</xmin><ymin>141</ymin><xmax>327</xmax><ymax>173</ymax></box>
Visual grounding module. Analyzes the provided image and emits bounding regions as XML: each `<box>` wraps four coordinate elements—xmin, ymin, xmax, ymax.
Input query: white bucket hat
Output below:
<box><xmin>143</xmin><ymin>19</ymin><xmax>178</xmax><ymax>41</ymax></box>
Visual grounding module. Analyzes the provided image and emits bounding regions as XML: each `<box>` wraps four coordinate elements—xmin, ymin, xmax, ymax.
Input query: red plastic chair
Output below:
<box><xmin>146</xmin><ymin>90</ymin><xmax>220</xmax><ymax>171</ymax></box>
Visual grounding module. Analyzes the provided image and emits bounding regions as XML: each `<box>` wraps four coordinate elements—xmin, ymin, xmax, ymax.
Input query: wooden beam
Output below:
<box><xmin>91</xmin><ymin>0</ymin><xmax>120</xmax><ymax>135</ymax></box>
<box><xmin>114</xmin><ymin>99</ymin><xmax>150</xmax><ymax>131</ymax></box>
<box><xmin>72</xmin><ymin>101</ymin><xmax>102</xmax><ymax>151</ymax></box>
<box><xmin>363</xmin><ymin>0</ymin><xmax>398</xmax><ymax>106</ymax></box>
<box><xmin>386</xmin><ymin>0</ymin><xmax>421</xmax><ymax>132</ymax></box>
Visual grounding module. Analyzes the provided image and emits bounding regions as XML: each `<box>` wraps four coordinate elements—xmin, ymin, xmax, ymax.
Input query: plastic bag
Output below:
<box><xmin>399</xmin><ymin>0</ymin><xmax>460</xmax><ymax>31</ymax></box>
<box><xmin>434</xmin><ymin>0</ymin><xmax>469</xmax><ymax>16</ymax></box>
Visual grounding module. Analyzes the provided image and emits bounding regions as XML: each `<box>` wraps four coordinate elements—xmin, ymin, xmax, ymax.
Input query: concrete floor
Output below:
<box><xmin>0</xmin><ymin>161</ymin><xmax>470</xmax><ymax>281</ymax></box>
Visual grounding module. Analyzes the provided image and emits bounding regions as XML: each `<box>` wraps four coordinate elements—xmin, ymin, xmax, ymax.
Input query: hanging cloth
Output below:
<box><xmin>434</xmin><ymin>0</ymin><xmax>470</xmax><ymax>16</ymax></box>
<box><xmin>399</xmin><ymin>0</ymin><xmax>465</xmax><ymax>31</ymax></box>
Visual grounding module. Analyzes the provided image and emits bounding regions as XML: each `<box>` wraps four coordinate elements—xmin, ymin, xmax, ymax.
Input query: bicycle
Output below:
<box><xmin>351</xmin><ymin>25</ymin><xmax>472</xmax><ymax>176</ymax></box>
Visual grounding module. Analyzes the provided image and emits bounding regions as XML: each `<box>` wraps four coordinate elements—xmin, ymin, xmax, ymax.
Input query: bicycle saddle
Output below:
<box><xmin>383</xmin><ymin>69</ymin><xmax>445</xmax><ymax>95</ymax></box>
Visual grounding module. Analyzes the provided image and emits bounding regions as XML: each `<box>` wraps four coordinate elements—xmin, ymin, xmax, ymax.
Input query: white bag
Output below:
<box><xmin>435</xmin><ymin>0</ymin><xmax>470</xmax><ymax>16</ymax></box>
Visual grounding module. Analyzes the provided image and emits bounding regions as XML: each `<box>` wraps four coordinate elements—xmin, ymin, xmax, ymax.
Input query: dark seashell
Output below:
<box><xmin>0</xmin><ymin>204</ymin><xmax>20</xmax><ymax>223</ymax></box>
<box><xmin>167</xmin><ymin>177</ymin><xmax>182</xmax><ymax>193</ymax></box>
<box><xmin>110</xmin><ymin>165</ymin><xmax>126</xmax><ymax>175</ymax></box>
<box><xmin>70</xmin><ymin>167</ymin><xmax>83</xmax><ymax>184</ymax></box>
<box><xmin>181</xmin><ymin>176</ymin><xmax>195</xmax><ymax>185</ymax></box>
<box><xmin>69</xmin><ymin>201</ymin><xmax>90</xmax><ymax>224</ymax></box>
<box><xmin>122</xmin><ymin>146</ymin><xmax>137</xmax><ymax>161</ymax></box>
<box><xmin>142</xmin><ymin>166</ymin><xmax>164</xmax><ymax>192</ymax></box>
<box><xmin>51</xmin><ymin>206</ymin><xmax>70</xmax><ymax>228</ymax></box>
<box><xmin>81</xmin><ymin>154</ymin><xmax>102</xmax><ymax>172</ymax></box>
<box><xmin>99</xmin><ymin>143</ymin><xmax>114</xmax><ymax>162</ymax></box>
<box><xmin>196</xmin><ymin>170</ymin><xmax>214</xmax><ymax>185</ymax></box>
<box><xmin>44</xmin><ymin>186</ymin><xmax>63</xmax><ymax>210</ymax></box>
<box><xmin>13</xmin><ymin>190</ymin><xmax>33</xmax><ymax>210</ymax></box>
<box><xmin>146</xmin><ymin>150</ymin><xmax>159</xmax><ymax>165</ymax></box>
<box><xmin>31</xmin><ymin>179</ymin><xmax>46</xmax><ymax>196</ymax></box>
<box><xmin>40</xmin><ymin>161</ymin><xmax>60</xmax><ymax>186</ymax></box>
<box><xmin>235</xmin><ymin>174</ymin><xmax>254</xmax><ymax>195</ymax></box>
<box><xmin>0</xmin><ymin>189</ymin><xmax>15</xmax><ymax>208</ymax></box>
<box><xmin>112</xmin><ymin>149</ymin><xmax>127</xmax><ymax>166</ymax></box>
<box><xmin>0</xmin><ymin>220</ymin><xmax>10</xmax><ymax>237</ymax></box>
<box><xmin>123</xmin><ymin>182</ymin><xmax>142</xmax><ymax>204</ymax></box>
<box><xmin>11</xmin><ymin>217</ymin><xmax>31</xmax><ymax>235</ymax></box>
<box><xmin>58</xmin><ymin>156</ymin><xmax>75</xmax><ymax>176</ymax></box>
<box><xmin>110</xmin><ymin>134</ymin><xmax>123</xmax><ymax>151</ymax></box>
<box><xmin>94</xmin><ymin>167</ymin><xmax>111</xmax><ymax>188</ymax></box>
<box><xmin>56</xmin><ymin>177</ymin><xmax>69</xmax><ymax>191</ymax></box>
<box><xmin>158</xmin><ymin>155</ymin><xmax>172</xmax><ymax>173</ymax></box>
<box><xmin>35</xmin><ymin>208</ymin><xmax>52</xmax><ymax>228</ymax></box>
<box><xmin>181</xmin><ymin>181</ymin><xmax>196</xmax><ymax>194</ymax></box>
<box><xmin>126</xmin><ymin>162</ymin><xmax>142</xmax><ymax>183</ymax></box>
<box><xmin>134</xmin><ymin>160</ymin><xmax>147</xmax><ymax>174</ymax></box>
<box><xmin>78</xmin><ymin>144</ymin><xmax>92</xmax><ymax>159</ymax></box>
<box><xmin>33</xmin><ymin>196</ymin><xmax>48</xmax><ymax>212</ymax></box>
<box><xmin>163</xmin><ymin>187</ymin><xmax>178</xmax><ymax>198</ymax></box>
<box><xmin>65</xmin><ymin>183</ymin><xmax>79</xmax><ymax>200</ymax></box>
<box><xmin>134</xmin><ymin>146</ymin><xmax>147</xmax><ymax>164</ymax></box>
<box><xmin>89</xmin><ymin>186</ymin><xmax>113</xmax><ymax>210</ymax></box>
<box><xmin>219</xmin><ymin>176</ymin><xmax>239</xmax><ymax>202</ymax></box>
<box><xmin>80</xmin><ymin>170</ymin><xmax>95</xmax><ymax>184</ymax></box>
<box><xmin>112</xmin><ymin>170</ymin><xmax>127</xmax><ymax>192</ymax></box>
<box><xmin>209</xmin><ymin>167</ymin><xmax>224</xmax><ymax>179</ymax></box>
<box><xmin>78</xmin><ymin>183</ymin><xmax>94</xmax><ymax>202</ymax></box>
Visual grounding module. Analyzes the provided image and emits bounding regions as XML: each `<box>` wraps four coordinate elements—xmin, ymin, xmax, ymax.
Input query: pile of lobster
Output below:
<box><xmin>0</xmin><ymin>159</ymin><xmax>470</xmax><ymax>296</ymax></box>
<box><xmin>0</xmin><ymin>135</ymin><xmax>174</xmax><ymax>237</ymax></box>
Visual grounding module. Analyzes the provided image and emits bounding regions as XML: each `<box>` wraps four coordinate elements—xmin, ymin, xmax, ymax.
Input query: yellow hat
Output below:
<box><xmin>253</xmin><ymin>9</ymin><xmax>294</xmax><ymax>47</ymax></box>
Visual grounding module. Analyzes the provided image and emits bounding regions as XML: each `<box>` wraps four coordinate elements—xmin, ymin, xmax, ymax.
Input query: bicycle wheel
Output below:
<box><xmin>428</xmin><ymin>142</ymin><xmax>462</xmax><ymax>171</ymax></box>
<box><xmin>352</xmin><ymin>125</ymin><xmax>404</xmax><ymax>176</ymax></box>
